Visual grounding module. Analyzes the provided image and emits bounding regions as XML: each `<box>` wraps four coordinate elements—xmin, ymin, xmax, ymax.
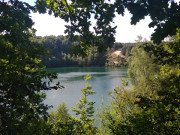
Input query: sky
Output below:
<box><xmin>22</xmin><ymin>0</ymin><xmax>179</xmax><ymax>43</ymax></box>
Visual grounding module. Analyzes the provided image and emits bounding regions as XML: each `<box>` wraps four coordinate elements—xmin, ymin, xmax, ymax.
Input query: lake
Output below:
<box><xmin>44</xmin><ymin>67</ymin><xmax>128</xmax><ymax>114</ymax></box>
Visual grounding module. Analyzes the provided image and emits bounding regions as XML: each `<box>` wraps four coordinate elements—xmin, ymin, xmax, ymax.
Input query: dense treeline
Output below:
<box><xmin>32</xmin><ymin>35</ymin><xmax>107</xmax><ymax>67</ymax></box>
<box><xmin>1</xmin><ymin>0</ymin><xmax>180</xmax><ymax>135</ymax></box>
<box><xmin>32</xmin><ymin>36</ymin><xmax>135</xmax><ymax>67</ymax></box>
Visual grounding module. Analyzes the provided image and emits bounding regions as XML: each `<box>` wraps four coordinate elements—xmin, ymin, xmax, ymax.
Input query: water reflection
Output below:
<box><xmin>46</xmin><ymin>67</ymin><xmax>127</xmax><ymax>73</ymax></box>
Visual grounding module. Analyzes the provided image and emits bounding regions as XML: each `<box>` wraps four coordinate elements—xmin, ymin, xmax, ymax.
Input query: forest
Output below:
<box><xmin>0</xmin><ymin>0</ymin><xmax>180</xmax><ymax>135</ymax></box>
<box><xmin>32</xmin><ymin>35</ymin><xmax>134</xmax><ymax>67</ymax></box>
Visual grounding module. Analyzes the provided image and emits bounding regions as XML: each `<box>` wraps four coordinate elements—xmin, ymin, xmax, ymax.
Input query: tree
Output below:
<box><xmin>118</xmin><ymin>1</ymin><xmax>180</xmax><ymax>132</ymax></box>
<box><xmin>133</xmin><ymin>30</ymin><xmax>180</xmax><ymax>134</ymax></box>
<box><xmin>97</xmin><ymin>79</ymin><xmax>136</xmax><ymax>135</ymax></box>
<box><xmin>72</xmin><ymin>74</ymin><xmax>97</xmax><ymax>135</ymax></box>
<box><xmin>126</xmin><ymin>31</ymin><xmax>180</xmax><ymax>134</ymax></box>
<box><xmin>36</xmin><ymin>0</ymin><xmax>120</xmax><ymax>56</ymax></box>
<box><xmin>47</xmin><ymin>102</ymin><xmax>76</xmax><ymax>135</ymax></box>
<box><xmin>127</xmin><ymin>42</ymin><xmax>161</xmax><ymax>97</ymax></box>
<box><xmin>48</xmin><ymin>102</ymin><xmax>70</xmax><ymax>124</ymax></box>
<box><xmin>0</xmin><ymin>0</ymin><xmax>62</xmax><ymax>134</ymax></box>
<box><xmin>135</xmin><ymin>35</ymin><xmax>143</xmax><ymax>43</ymax></box>
<box><xmin>34</xmin><ymin>0</ymin><xmax>180</xmax><ymax>55</ymax></box>
<box><xmin>123</xmin><ymin>0</ymin><xmax>180</xmax><ymax>44</ymax></box>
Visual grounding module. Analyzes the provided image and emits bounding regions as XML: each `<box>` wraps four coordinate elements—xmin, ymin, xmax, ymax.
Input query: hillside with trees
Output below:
<box><xmin>32</xmin><ymin>36</ymin><xmax>134</xmax><ymax>67</ymax></box>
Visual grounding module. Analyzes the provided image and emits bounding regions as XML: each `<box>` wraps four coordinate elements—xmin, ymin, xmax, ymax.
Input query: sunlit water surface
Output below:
<box><xmin>44</xmin><ymin>67</ymin><xmax>128</xmax><ymax>115</ymax></box>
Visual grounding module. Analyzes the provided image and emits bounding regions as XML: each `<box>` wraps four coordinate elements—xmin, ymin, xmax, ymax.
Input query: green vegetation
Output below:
<box><xmin>32</xmin><ymin>36</ymin><xmax>132</xmax><ymax>67</ymax></box>
<box><xmin>46</xmin><ymin>75</ymin><xmax>97</xmax><ymax>135</ymax></box>
<box><xmin>0</xmin><ymin>1</ymin><xmax>61</xmax><ymax>134</ymax></box>
<box><xmin>32</xmin><ymin>36</ymin><xmax>108</xmax><ymax>67</ymax></box>
<box><xmin>72</xmin><ymin>75</ymin><xmax>97</xmax><ymax>135</ymax></box>
<box><xmin>1</xmin><ymin>0</ymin><xmax>180</xmax><ymax>135</ymax></box>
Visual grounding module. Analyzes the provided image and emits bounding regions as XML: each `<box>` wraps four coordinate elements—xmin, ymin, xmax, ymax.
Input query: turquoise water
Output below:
<box><xmin>44</xmin><ymin>67</ymin><xmax>128</xmax><ymax>114</ymax></box>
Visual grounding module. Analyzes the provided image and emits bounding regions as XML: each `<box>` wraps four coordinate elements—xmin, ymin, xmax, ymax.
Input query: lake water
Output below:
<box><xmin>44</xmin><ymin>67</ymin><xmax>128</xmax><ymax>114</ymax></box>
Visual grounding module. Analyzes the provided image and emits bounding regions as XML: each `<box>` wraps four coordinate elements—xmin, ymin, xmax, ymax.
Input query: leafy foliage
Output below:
<box><xmin>32</xmin><ymin>36</ymin><xmax>130</xmax><ymax>67</ymax></box>
<box><xmin>35</xmin><ymin>0</ymin><xmax>121</xmax><ymax>56</ymax></box>
<box><xmin>72</xmin><ymin>74</ymin><xmax>97</xmax><ymax>135</ymax></box>
<box><xmin>46</xmin><ymin>75</ymin><xmax>97</xmax><ymax>135</ymax></box>
<box><xmin>126</xmin><ymin>31</ymin><xmax>180</xmax><ymax>134</ymax></box>
<box><xmin>97</xmin><ymin>79</ymin><xmax>136</xmax><ymax>135</ymax></box>
<box><xmin>34</xmin><ymin>0</ymin><xmax>180</xmax><ymax>55</ymax></box>
<box><xmin>123</xmin><ymin>0</ymin><xmax>180</xmax><ymax>44</ymax></box>
<box><xmin>127</xmin><ymin>42</ymin><xmax>161</xmax><ymax>97</ymax></box>
<box><xmin>0</xmin><ymin>0</ymin><xmax>62</xmax><ymax>134</ymax></box>
<box><xmin>47</xmin><ymin>102</ymin><xmax>77</xmax><ymax>135</ymax></box>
